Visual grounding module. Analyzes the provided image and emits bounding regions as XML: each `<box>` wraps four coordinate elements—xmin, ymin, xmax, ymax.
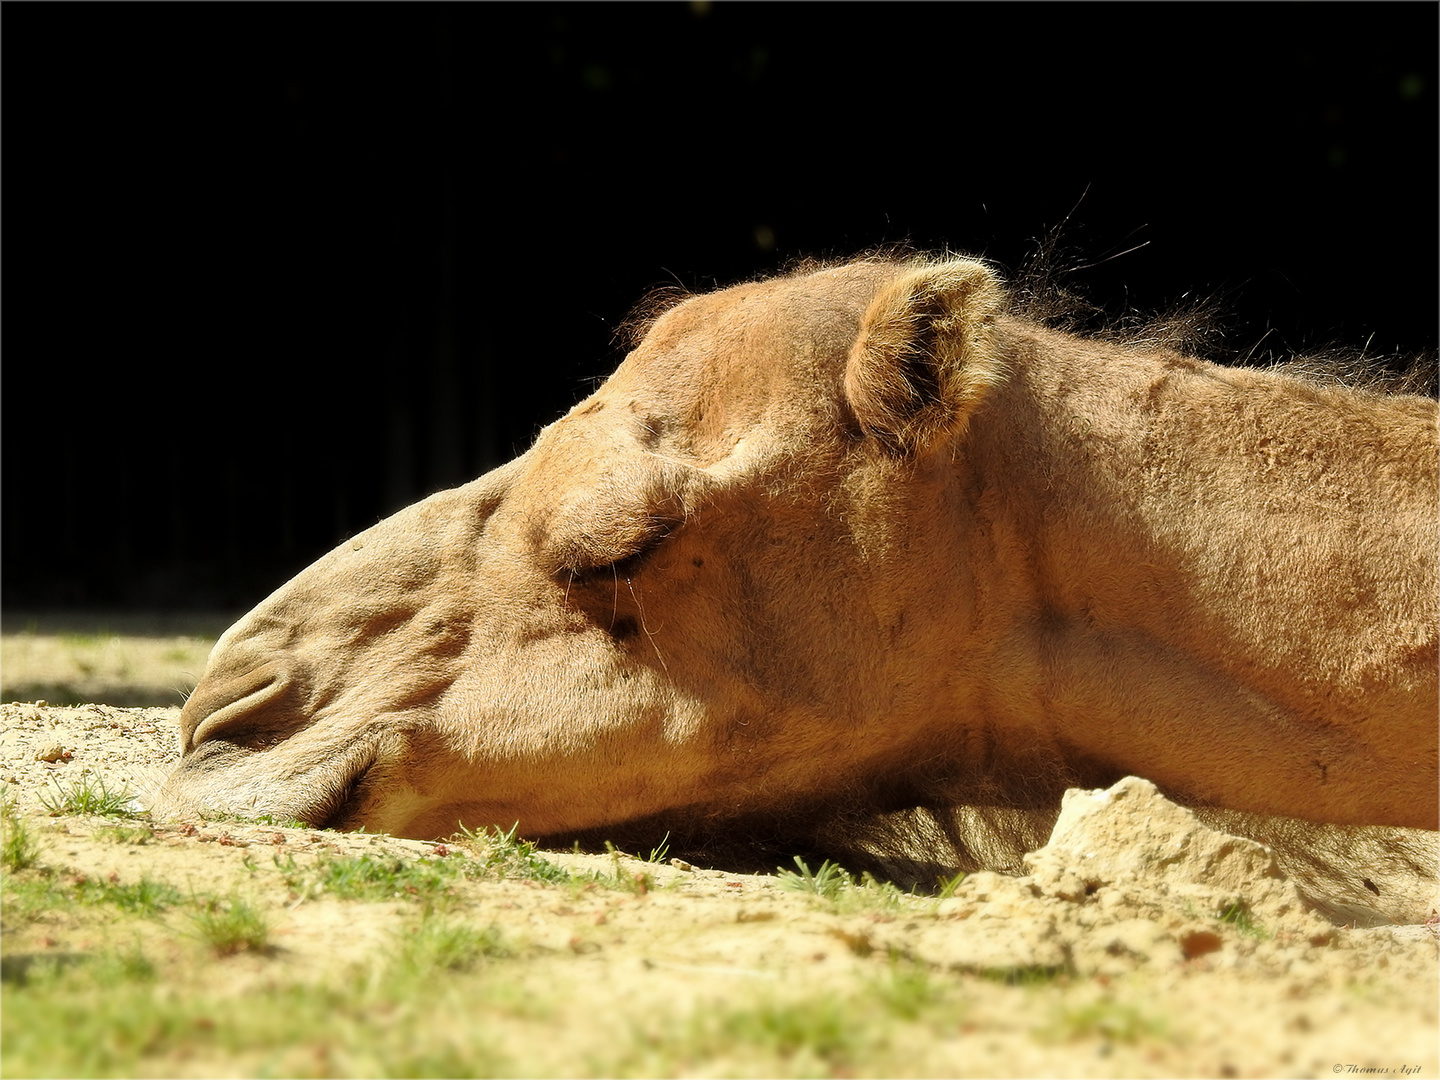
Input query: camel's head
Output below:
<box><xmin>154</xmin><ymin>258</ymin><xmax>1007</xmax><ymax>839</ymax></box>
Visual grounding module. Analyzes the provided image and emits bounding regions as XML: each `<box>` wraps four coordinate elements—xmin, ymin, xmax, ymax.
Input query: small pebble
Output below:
<box><xmin>35</xmin><ymin>743</ymin><xmax>68</xmax><ymax>763</ymax></box>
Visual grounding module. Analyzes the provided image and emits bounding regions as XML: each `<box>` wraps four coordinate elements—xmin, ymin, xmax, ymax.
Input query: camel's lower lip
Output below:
<box><xmin>311</xmin><ymin>751</ymin><xmax>376</xmax><ymax>830</ymax></box>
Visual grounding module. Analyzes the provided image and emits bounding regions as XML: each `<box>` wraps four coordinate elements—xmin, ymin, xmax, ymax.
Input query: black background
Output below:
<box><xmin>3</xmin><ymin>4</ymin><xmax>1435</xmax><ymax>611</ymax></box>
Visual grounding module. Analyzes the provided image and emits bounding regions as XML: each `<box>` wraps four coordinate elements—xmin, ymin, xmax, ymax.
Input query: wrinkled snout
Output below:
<box><xmin>155</xmin><ymin>463</ymin><xmax>527</xmax><ymax>829</ymax></box>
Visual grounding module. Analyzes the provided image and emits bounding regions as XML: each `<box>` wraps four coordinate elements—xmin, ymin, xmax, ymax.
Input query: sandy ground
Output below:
<box><xmin>1</xmin><ymin>698</ymin><xmax>1436</xmax><ymax>1078</ymax></box>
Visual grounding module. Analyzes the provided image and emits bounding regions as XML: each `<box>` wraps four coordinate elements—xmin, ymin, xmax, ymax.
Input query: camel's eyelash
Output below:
<box><xmin>560</xmin><ymin>514</ymin><xmax>680</xmax><ymax>589</ymax></box>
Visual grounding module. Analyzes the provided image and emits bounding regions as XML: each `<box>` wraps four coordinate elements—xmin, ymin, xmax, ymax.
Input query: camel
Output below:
<box><xmin>155</xmin><ymin>256</ymin><xmax>1438</xmax><ymax>915</ymax></box>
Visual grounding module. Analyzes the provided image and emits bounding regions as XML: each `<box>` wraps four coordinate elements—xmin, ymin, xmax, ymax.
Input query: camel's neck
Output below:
<box><xmin>978</xmin><ymin>322</ymin><xmax>1435</xmax><ymax>688</ymax></box>
<box><xmin>942</xmin><ymin>322</ymin><xmax>1437</xmax><ymax>824</ymax></box>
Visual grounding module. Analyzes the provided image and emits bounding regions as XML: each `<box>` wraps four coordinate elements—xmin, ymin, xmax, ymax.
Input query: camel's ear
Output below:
<box><xmin>845</xmin><ymin>258</ymin><xmax>1006</xmax><ymax>457</ymax></box>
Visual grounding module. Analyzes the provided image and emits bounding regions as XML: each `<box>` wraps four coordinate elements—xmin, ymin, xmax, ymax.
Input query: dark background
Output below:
<box><xmin>3</xmin><ymin>4</ymin><xmax>1435</xmax><ymax>612</ymax></box>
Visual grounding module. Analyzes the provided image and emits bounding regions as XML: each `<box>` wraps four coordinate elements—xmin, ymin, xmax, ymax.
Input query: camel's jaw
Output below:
<box><xmin>154</xmin><ymin>729</ymin><xmax>381</xmax><ymax>829</ymax></box>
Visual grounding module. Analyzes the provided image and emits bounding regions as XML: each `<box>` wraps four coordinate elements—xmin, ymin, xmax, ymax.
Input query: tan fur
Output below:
<box><xmin>156</xmin><ymin>258</ymin><xmax>1439</xmax><ymax>881</ymax></box>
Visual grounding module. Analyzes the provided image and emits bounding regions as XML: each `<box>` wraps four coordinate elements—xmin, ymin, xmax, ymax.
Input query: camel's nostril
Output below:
<box><xmin>184</xmin><ymin>661</ymin><xmax>296</xmax><ymax>753</ymax></box>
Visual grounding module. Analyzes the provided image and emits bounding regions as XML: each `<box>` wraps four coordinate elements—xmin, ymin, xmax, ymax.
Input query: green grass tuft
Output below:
<box><xmin>64</xmin><ymin>872</ymin><xmax>182</xmax><ymax>915</ymax></box>
<box><xmin>461</xmin><ymin>822</ymin><xmax>574</xmax><ymax>884</ymax></box>
<box><xmin>596</xmin><ymin>841</ymin><xmax>656</xmax><ymax>894</ymax></box>
<box><xmin>2</xmin><ymin>794</ymin><xmax>40</xmax><ymax>873</ymax></box>
<box><xmin>775</xmin><ymin>855</ymin><xmax>854</xmax><ymax>900</ymax></box>
<box><xmin>868</xmin><ymin>961</ymin><xmax>946</xmax><ymax>1021</ymax></box>
<box><xmin>936</xmin><ymin>870</ymin><xmax>967</xmax><ymax>898</ymax></box>
<box><xmin>38</xmin><ymin>775</ymin><xmax>137</xmax><ymax>817</ymax></box>
<box><xmin>1217</xmin><ymin>900</ymin><xmax>1271</xmax><ymax>940</ymax></box>
<box><xmin>716</xmin><ymin>996</ymin><xmax>859</xmax><ymax>1062</ymax></box>
<box><xmin>284</xmin><ymin>852</ymin><xmax>464</xmax><ymax>907</ymax></box>
<box><xmin>393</xmin><ymin>916</ymin><xmax>511</xmax><ymax>976</ymax></box>
<box><xmin>188</xmin><ymin>893</ymin><xmax>271</xmax><ymax>956</ymax></box>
